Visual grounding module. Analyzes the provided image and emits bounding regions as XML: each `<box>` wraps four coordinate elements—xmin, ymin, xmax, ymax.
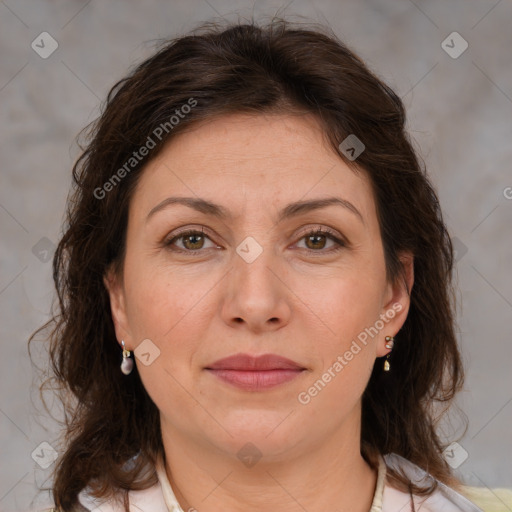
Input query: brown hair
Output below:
<box><xmin>30</xmin><ymin>18</ymin><xmax>465</xmax><ymax>511</ymax></box>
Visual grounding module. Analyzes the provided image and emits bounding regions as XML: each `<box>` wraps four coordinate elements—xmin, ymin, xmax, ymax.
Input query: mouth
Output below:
<box><xmin>205</xmin><ymin>353</ymin><xmax>307</xmax><ymax>391</ymax></box>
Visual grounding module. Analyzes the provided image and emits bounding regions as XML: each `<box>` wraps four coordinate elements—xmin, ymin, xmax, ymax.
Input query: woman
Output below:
<box><xmin>33</xmin><ymin>18</ymin><xmax>483</xmax><ymax>512</ymax></box>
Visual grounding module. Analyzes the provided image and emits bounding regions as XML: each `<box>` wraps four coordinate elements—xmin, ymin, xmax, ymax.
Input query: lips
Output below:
<box><xmin>205</xmin><ymin>353</ymin><xmax>305</xmax><ymax>371</ymax></box>
<box><xmin>205</xmin><ymin>353</ymin><xmax>306</xmax><ymax>391</ymax></box>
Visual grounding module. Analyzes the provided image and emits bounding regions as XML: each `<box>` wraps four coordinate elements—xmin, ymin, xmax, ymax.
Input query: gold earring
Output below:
<box><xmin>384</xmin><ymin>336</ymin><xmax>394</xmax><ymax>372</ymax></box>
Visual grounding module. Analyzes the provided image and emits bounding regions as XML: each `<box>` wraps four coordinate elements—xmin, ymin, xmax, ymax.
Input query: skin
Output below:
<box><xmin>105</xmin><ymin>112</ymin><xmax>414</xmax><ymax>512</ymax></box>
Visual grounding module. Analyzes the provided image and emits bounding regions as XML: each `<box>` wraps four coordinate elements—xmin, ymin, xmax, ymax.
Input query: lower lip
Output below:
<box><xmin>206</xmin><ymin>369</ymin><xmax>304</xmax><ymax>390</ymax></box>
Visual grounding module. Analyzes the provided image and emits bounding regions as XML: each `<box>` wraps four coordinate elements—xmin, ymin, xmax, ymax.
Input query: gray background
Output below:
<box><xmin>1</xmin><ymin>0</ymin><xmax>511</xmax><ymax>510</ymax></box>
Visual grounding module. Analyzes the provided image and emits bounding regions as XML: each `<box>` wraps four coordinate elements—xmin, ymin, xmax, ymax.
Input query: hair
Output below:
<box><xmin>29</xmin><ymin>17</ymin><xmax>466</xmax><ymax>511</ymax></box>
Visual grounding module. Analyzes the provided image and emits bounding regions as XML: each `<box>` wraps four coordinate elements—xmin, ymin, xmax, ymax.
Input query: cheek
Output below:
<box><xmin>122</xmin><ymin>256</ymin><xmax>219</xmax><ymax>394</ymax></box>
<box><xmin>297</xmin><ymin>278</ymin><xmax>379</xmax><ymax>415</ymax></box>
<box><xmin>299</xmin><ymin>263</ymin><xmax>385</xmax><ymax>342</ymax></box>
<box><xmin>123</xmin><ymin>262</ymin><xmax>213</xmax><ymax>417</ymax></box>
<box><xmin>123</xmin><ymin>254</ymin><xmax>213</xmax><ymax>341</ymax></box>
<box><xmin>295</xmin><ymin>259</ymin><xmax>385</xmax><ymax>393</ymax></box>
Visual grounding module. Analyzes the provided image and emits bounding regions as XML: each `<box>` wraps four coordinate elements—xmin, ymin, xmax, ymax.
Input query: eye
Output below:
<box><xmin>164</xmin><ymin>228</ymin><xmax>218</xmax><ymax>253</ymax></box>
<box><xmin>163</xmin><ymin>226</ymin><xmax>346</xmax><ymax>255</ymax></box>
<box><xmin>294</xmin><ymin>227</ymin><xmax>346</xmax><ymax>254</ymax></box>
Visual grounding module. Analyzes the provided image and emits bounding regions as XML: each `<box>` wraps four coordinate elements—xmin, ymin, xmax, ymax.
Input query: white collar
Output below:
<box><xmin>78</xmin><ymin>451</ymin><xmax>482</xmax><ymax>511</ymax></box>
<box><xmin>155</xmin><ymin>452</ymin><xmax>482</xmax><ymax>512</ymax></box>
<box><xmin>155</xmin><ymin>452</ymin><xmax>387</xmax><ymax>511</ymax></box>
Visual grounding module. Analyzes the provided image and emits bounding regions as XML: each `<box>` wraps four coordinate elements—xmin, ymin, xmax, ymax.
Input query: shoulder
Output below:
<box><xmin>75</xmin><ymin>479</ymin><xmax>168</xmax><ymax>512</ymax></box>
<box><xmin>382</xmin><ymin>453</ymin><xmax>483</xmax><ymax>512</ymax></box>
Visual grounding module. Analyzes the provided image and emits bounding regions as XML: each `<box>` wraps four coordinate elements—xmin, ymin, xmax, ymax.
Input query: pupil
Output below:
<box><xmin>308</xmin><ymin>234</ymin><xmax>325</xmax><ymax>249</ymax></box>
<box><xmin>186</xmin><ymin>234</ymin><xmax>203</xmax><ymax>248</ymax></box>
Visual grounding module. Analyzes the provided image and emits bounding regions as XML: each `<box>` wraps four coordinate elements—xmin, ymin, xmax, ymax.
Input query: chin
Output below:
<box><xmin>214</xmin><ymin>413</ymin><xmax>303</xmax><ymax>453</ymax></box>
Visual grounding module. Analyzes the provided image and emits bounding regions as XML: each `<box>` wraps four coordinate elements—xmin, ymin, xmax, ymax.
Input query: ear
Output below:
<box><xmin>376</xmin><ymin>251</ymin><xmax>414</xmax><ymax>357</ymax></box>
<box><xmin>103</xmin><ymin>266</ymin><xmax>133</xmax><ymax>351</ymax></box>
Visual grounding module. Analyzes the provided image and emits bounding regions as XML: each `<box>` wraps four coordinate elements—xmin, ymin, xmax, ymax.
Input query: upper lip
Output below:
<box><xmin>206</xmin><ymin>353</ymin><xmax>305</xmax><ymax>371</ymax></box>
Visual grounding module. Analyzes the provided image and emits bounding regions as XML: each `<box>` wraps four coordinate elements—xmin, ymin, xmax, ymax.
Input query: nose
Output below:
<box><xmin>220</xmin><ymin>245</ymin><xmax>292</xmax><ymax>334</ymax></box>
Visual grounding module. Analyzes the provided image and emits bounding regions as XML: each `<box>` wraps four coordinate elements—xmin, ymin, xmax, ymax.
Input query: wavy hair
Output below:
<box><xmin>30</xmin><ymin>18</ymin><xmax>465</xmax><ymax>511</ymax></box>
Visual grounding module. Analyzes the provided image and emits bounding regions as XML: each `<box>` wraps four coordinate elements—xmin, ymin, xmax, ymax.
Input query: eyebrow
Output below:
<box><xmin>146</xmin><ymin>196</ymin><xmax>364</xmax><ymax>224</ymax></box>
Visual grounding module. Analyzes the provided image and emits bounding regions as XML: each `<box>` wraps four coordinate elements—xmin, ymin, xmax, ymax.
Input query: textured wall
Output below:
<box><xmin>1</xmin><ymin>1</ymin><xmax>511</xmax><ymax>510</ymax></box>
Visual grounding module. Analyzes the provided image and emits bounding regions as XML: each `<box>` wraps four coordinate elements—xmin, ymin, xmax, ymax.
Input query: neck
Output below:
<box><xmin>160</xmin><ymin>415</ymin><xmax>378</xmax><ymax>512</ymax></box>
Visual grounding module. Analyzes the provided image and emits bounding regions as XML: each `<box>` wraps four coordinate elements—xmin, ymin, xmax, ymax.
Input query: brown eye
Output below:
<box><xmin>181</xmin><ymin>232</ymin><xmax>205</xmax><ymax>250</ymax></box>
<box><xmin>296</xmin><ymin>228</ymin><xmax>345</xmax><ymax>253</ymax></box>
<box><xmin>305</xmin><ymin>233</ymin><xmax>328</xmax><ymax>250</ymax></box>
<box><xmin>165</xmin><ymin>229</ymin><xmax>217</xmax><ymax>252</ymax></box>
<box><xmin>164</xmin><ymin>227</ymin><xmax>345</xmax><ymax>256</ymax></box>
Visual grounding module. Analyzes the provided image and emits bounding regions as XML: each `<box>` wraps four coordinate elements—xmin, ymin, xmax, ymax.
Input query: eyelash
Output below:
<box><xmin>163</xmin><ymin>226</ymin><xmax>346</xmax><ymax>256</ymax></box>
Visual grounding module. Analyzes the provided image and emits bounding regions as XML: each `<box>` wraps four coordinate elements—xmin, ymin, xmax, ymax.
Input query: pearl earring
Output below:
<box><xmin>120</xmin><ymin>340</ymin><xmax>134</xmax><ymax>375</ymax></box>
<box><xmin>383</xmin><ymin>336</ymin><xmax>394</xmax><ymax>372</ymax></box>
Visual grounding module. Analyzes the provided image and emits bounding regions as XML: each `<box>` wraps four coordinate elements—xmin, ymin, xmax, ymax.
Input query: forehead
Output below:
<box><xmin>131</xmin><ymin>112</ymin><xmax>375</xmax><ymax>223</ymax></box>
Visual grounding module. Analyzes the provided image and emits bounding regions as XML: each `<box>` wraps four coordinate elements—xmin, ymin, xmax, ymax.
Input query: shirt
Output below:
<box><xmin>74</xmin><ymin>452</ymin><xmax>483</xmax><ymax>512</ymax></box>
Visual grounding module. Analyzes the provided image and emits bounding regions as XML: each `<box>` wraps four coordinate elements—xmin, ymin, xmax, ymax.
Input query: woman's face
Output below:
<box><xmin>106</xmin><ymin>112</ymin><xmax>413</xmax><ymax>462</ymax></box>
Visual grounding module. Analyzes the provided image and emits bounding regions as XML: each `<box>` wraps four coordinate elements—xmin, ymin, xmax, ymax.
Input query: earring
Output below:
<box><xmin>383</xmin><ymin>336</ymin><xmax>394</xmax><ymax>372</ymax></box>
<box><xmin>120</xmin><ymin>340</ymin><xmax>134</xmax><ymax>375</ymax></box>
